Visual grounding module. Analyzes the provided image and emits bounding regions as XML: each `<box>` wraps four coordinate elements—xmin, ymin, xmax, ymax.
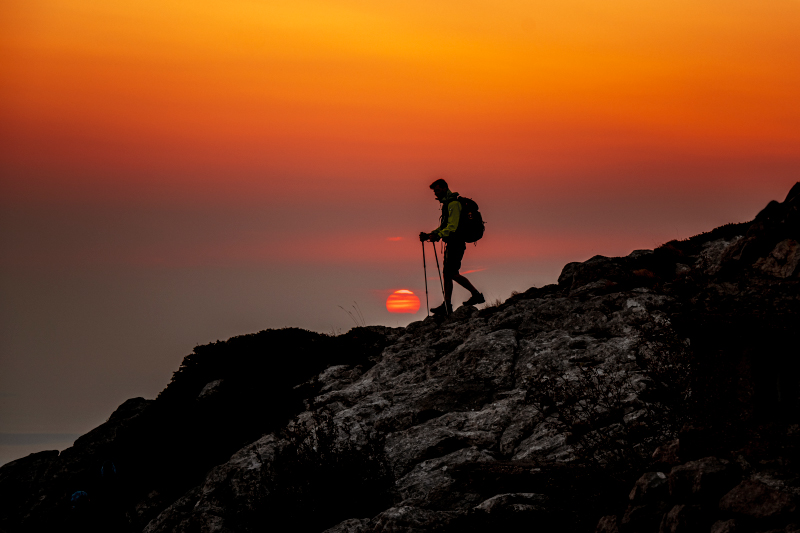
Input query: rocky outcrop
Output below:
<box><xmin>600</xmin><ymin>452</ymin><xmax>800</xmax><ymax>533</ymax></box>
<box><xmin>2</xmin><ymin>183</ymin><xmax>799</xmax><ymax>533</ymax></box>
<box><xmin>0</xmin><ymin>397</ymin><xmax>152</xmax><ymax>531</ymax></box>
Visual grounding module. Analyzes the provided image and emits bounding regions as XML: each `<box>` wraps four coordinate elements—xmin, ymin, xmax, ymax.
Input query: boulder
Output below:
<box><xmin>754</xmin><ymin>239</ymin><xmax>800</xmax><ymax>278</ymax></box>
<box><xmin>369</xmin><ymin>506</ymin><xmax>456</xmax><ymax>533</ymax></box>
<box><xmin>668</xmin><ymin>457</ymin><xmax>740</xmax><ymax>502</ymax></box>
<box><xmin>472</xmin><ymin>492</ymin><xmax>548</xmax><ymax>514</ymax></box>
<box><xmin>659</xmin><ymin>504</ymin><xmax>709</xmax><ymax>533</ymax></box>
<box><xmin>719</xmin><ymin>480</ymin><xmax>797</xmax><ymax>521</ymax></box>
<box><xmin>629</xmin><ymin>472</ymin><xmax>669</xmax><ymax>504</ymax></box>
<box><xmin>652</xmin><ymin>439</ymin><xmax>680</xmax><ymax>467</ymax></box>
<box><xmin>620</xmin><ymin>502</ymin><xmax>670</xmax><ymax>533</ymax></box>
<box><xmin>468</xmin><ymin>493</ymin><xmax>553</xmax><ymax>532</ymax></box>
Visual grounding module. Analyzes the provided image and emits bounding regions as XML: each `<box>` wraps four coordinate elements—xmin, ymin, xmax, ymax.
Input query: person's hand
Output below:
<box><xmin>430</xmin><ymin>233</ymin><xmax>441</xmax><ymax>242</ymax></box>
<box><xmin>419</xmin><ymin>232</ymin><xmax>429</xmax><ymax>242</ymax></box>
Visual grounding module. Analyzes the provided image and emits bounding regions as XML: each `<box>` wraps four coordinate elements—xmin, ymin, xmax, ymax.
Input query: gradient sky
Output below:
<box><xmin>1</xmin><ymin>0</ymin><xmax>799</xmax><ymax>465</ymax></box>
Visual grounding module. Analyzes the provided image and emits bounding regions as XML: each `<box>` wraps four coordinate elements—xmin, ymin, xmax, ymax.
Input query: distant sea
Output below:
<box><xmin>0</xmin><ymin>433</ymin><xmax>80</xmax><ymax>467</ymax></box>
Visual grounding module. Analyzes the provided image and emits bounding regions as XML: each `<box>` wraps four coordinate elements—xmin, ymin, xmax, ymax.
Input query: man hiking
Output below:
<box><xmin>419</xmin><ymin>179</ymin><xmax>484</xmax><ymax>315</ymax></box>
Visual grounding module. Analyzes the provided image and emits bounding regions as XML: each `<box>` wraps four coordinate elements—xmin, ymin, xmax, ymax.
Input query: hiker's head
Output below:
<box><xmin>430</xmin><ymin>178</ymin><xmax>448</xmax><ymax>200</ymax></box>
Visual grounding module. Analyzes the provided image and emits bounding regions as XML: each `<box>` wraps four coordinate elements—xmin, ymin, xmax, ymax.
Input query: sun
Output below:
<box><xmin>386</xmin><ymin>289</ymin><xmax>421</xmax><ymax>314</ymax></box>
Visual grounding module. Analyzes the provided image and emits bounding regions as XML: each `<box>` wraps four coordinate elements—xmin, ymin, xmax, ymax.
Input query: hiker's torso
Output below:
<box><xmin>436</xmin><ymin>191</ymin><xmax>463</xmax><ymax>242</ymax></box>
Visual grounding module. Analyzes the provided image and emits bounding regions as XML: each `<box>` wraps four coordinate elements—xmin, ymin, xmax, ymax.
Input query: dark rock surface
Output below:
<box><xmin>719</xmin><ymin>480</ymin><xmax>797</xmax><ymax>521</ymax></box>
<box><xmin>668</xmin><ymin>457</ymin><xmax>739</xmax><ymax>502</ymax></box>
<box><xmin>2</xmin><ymin>183</ymin><xmax>800</xmax><ymax>533</ymax></box>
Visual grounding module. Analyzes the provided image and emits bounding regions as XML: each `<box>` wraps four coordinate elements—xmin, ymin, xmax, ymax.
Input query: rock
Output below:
<box><xmin>621</xmin><ymin>502</ymin><xmax>670</xmax><ymax>533</ymax></box>
<box><xmin>659</xmin><ymin>504</ymin><xmax>708</xmax><ymax>533</ymax></box>
<box><xmin>385</xmin><ymin>426</ymin><xmax>494</xmax><ymax>478</ymax></box>
<box><xmin>322</xmin><ymin>518</ymin><xmax>372</xmax><ymax>533</ymax></box>
<box><xmin>369</xmin><ymin>506</ymin><xmax>456</xmax><ymax>532</ymax></box>
<box><xmin>710</xmin><ymin>519</ymin><xmax>738</xmax><ymax>533</ymax></box>
<box><xmin>141</xmin><ymin>487</ymin><xmax>202</xmax><ymax>533</ymax></box>
<box><xmin>466</xmin><ymin>493</ymin><xmax>553</xmax><ymax>532</ymax></box>
<box><xmin>131</xmin><ymin>490</ymin><xmax>173</xmax><ymax>531</ymax></box>
<box><xmin>696</xmin><ymin>237</ymin><xmax>743</xmax><ymax>275</ymax></box>
<box><xmin>669</xmin><ymin>457</ymin><xmax>739</xmax><ymax>501</ymax></box>
<box><xmin>316</xmin><ymin>365</ymin><xmax>367</xmax><ymax>394</ymax></box>
<box><xmin>568</xmin><ymin>255</ymin><xmax>631</xmax><ymax>291</ymax></box>
<box><xmin>572</xmin><ymin>279</ymin><xmax>620</xmax><ymax>296</ymax></box>
<box><xmin>754</xmin><ymin>239</ymin><xmax>800</xmax><ymax>278</ymax></box>
<box><xmin>652</xmin><ymin>439</ymin><xmax>681</xmax><ymax>467</ymax></box>
<box><xmin>0</xmin><ymin>449</ymin><xmax>59</xmax><ymax>482</ymax></box>
<box><xmin>511</xmin><ymin>421</ymin><xmax>569</xmax><ymax>462</ymax></box>
<box><xmin>0</xmin><ymin>450</ymin><xmax>60</xmax><ymax>528</ymax></box>
<box><xmin>145</xmin><ymin>434</ymin><xmax>283</xmax><ymax>533</ymax></box>
<box><xmin>450</xmin><ymin>305</ymin><xmax>480</xmax><ymax>320</ymax></box>
<box><xmin>394</xmin><ymin>448</ymin><xmax>493</xmax><ymax>512</ymax></box>
<box><xmin>719</xmin><ymin>480</ymin><xmax>797</xmax><ymax>521</ymax></box>
<box><xmin>558</xmin><ymin>261</ymin><xmax>582</xmax><ymax>287</ymax></box>
<box><xmin>472</xmin><ymin>492</ymin><xmax>548</xmax><ymax>514</ymax></box>
<box><xmin>596</xmin><ymin>514</ymin><xmax>620</xmax><ymax>533</ymax></box>
<box><xmin>558</xmin><ymin>251</ymin><xmax>664</xmax><ymax>294</ymax></box>
<box><xmin>629</xmin><ymin>472</ymin><xmax>669</xmax><ymax>504</ymax></box>
<box><xmin>0</xmin><ymin>396</ymin><xmax>152</xmax><ymax>530</ymax></box>
<box><xmin>197</xmin><ymin>379</ymin><xmax>224</xmax><ymax>400</ymax></box>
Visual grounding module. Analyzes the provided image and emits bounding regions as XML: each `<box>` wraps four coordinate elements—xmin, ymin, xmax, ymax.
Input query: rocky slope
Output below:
<box><xmin>2</xmin><ymin>183</ymin><xmax>799</xmax><ymax>533</ymax></box>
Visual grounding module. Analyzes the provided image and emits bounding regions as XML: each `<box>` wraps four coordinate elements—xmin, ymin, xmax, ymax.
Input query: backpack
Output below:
<box><xmin>445</xmin><ymin>196</ymin><xmax>485</xmax><ymax>243</ymax></box>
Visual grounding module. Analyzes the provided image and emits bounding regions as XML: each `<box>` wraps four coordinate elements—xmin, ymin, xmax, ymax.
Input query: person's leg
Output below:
<box><xmin>432</xmin><ymin>243</ymin><xmax>458</xmax><ymax>314</ymax></box>
<box><xmin>444</xmin><ymin>275</ymin><xmax>453</xmax><ymax>306</ymax></box>
<box><xmin>443</xmin><ymin>244</ymin><xmax>455</xmax><ymax>311</ymax></box>
<box><xmin>443</xmin><ymin>241</ymin><xmax>480</xmax><ymax>306</ymax></box>
<box><xmin>447</xmin><ymin>241</ymin><xmax>481</xmax><ymax>299</ymax></box>
<box><xmin>451</xmin><ymin>272</ymin><xmax>479</xmax><ymax>295</ymax></box>
<box><xmin>431</xmin><ymin>273</ymin><xmax>453</xmax><ymax>315</ymax></box>
<box><xmin>448</xmin><ymin>241</ymin><xmax>483</xmax><ymax>305</ymax></box>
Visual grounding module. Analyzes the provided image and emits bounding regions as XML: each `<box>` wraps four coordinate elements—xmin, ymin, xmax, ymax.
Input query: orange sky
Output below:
<box><xmin>2</xmin><ymin>0</ymin><xmax>799</xmax><ymax>203</ymax></box>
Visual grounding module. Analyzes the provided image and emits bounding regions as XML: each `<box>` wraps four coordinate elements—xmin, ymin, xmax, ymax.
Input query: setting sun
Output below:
<box><xmin>386</xmin><ymin>289</ymin><xmax>421</xmax><ymax>314</ymax></box>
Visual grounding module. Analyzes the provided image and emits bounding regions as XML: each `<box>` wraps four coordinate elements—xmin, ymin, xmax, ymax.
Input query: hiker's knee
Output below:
<box><xmin>443</xmin><ymin>253</ymin><xmax>463</xmax><ymax>278</ymax></box>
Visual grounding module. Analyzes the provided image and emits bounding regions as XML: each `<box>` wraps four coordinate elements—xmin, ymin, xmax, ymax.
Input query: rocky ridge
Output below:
<box><xmin>1</xmin><ymin>183</ymin><xmax>799</xmax><ymax>533</ymax></box>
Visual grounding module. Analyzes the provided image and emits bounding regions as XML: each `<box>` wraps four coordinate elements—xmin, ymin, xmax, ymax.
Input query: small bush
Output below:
<box><xmin>528</xmin><ymin>366</ymin><xmax>652</xmax><ymax>470</ymax></box>
<box><xmin>268</xmin><ymin>411</ymin><xmax>394</xmax><ymax>532</ymax></box>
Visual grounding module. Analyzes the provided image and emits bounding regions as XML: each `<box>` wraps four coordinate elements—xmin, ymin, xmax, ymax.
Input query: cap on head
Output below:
<box><xmin>429</xmin><ymin>178</ymin><xmax>448</xmax><ymax>190</ymax></box>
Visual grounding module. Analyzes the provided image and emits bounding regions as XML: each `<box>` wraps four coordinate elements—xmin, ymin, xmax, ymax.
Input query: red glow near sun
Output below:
<box><xmin>386</xmin><ymin>289</ymin><xmax>421</xmax><ymax>314</ymax></box>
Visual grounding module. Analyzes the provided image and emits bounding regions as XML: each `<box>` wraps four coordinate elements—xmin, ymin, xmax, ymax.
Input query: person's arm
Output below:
<box><xmin>433</xmin><ymin>200</ymin><xmax>461</xmax><ymax>238</ymax></box>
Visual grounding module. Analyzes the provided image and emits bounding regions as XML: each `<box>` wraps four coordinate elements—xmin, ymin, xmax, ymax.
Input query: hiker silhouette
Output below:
<box><xmin>419</xmin><ymin>178</ymin><xmax>484</xmax><ymax>315</ymax></box>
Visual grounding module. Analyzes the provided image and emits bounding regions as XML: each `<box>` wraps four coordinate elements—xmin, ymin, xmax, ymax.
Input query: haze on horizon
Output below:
<box><xmin>1</xmin><ymin>0</ymin><xmax>798</xmax><ymax>465</ymax></box>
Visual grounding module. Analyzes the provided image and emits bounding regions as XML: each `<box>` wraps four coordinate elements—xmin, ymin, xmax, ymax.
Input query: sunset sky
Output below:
<box><xmin>1</xmin><ymin>0</ymin><xmax>798</xmax><ymax>464</ymax></box>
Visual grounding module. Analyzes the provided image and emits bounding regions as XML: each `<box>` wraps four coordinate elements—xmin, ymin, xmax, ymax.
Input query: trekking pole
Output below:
<box><xmin>421</xmin><ymin>241</ymin><xmax>430</xmax><ymax>317</ymax></box>
<box><xmin>431</xmin><ymin>241</ymin><xmax>446</xmax><ymax>306</ymax></box>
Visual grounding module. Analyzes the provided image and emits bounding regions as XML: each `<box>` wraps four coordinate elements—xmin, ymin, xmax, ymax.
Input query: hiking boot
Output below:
<box><xmin>463</xmin><ymin>292</ymin><xmax>485</xmax><ymax>306</ymax></box>
<box><xmin>431</xmin><ymin>302</ymin><xmax>452</xmax><ymax>316</ymax></box>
